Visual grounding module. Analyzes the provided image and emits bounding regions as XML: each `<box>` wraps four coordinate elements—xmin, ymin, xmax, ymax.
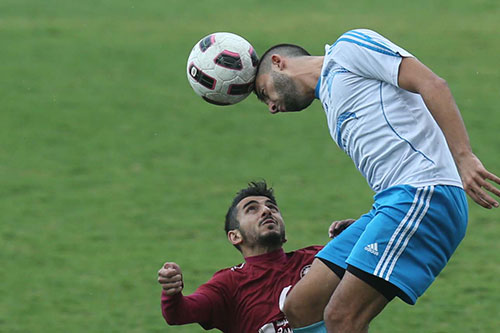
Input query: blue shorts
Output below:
<box><xmin>317</xmin><ymin>185</ymin><xmax>468</xmax><ymax>304</ymax></box>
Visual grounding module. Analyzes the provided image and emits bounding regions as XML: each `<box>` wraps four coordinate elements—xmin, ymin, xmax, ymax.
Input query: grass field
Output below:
<box><xmin>1</xmin><ymin>0</ymin><xmax>499</xmax><ymax>332</ymax></box>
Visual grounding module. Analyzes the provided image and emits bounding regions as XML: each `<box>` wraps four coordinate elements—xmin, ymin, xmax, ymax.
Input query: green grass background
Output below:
<box><xmin>1</xmin><ymin>0</ymin><xmax>499</xmax><ymax>332</ymax></box>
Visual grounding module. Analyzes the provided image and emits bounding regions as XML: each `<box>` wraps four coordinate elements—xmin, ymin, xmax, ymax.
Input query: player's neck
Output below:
<box><xmin>241</xmin><ymin>244</ymin><xmax>283</xmax><ymax>258</ymax></box>
<box><xmin>288</xmin><ymin>56</ymin><xmax>324</xmax><ymax>94</ymax></box>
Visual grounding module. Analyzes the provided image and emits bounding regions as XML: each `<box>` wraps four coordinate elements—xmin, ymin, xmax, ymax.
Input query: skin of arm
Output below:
<box><xmin>397</xmin><ymin>57</ymin><xmax>500</xmax><ymax>208</ymax></box>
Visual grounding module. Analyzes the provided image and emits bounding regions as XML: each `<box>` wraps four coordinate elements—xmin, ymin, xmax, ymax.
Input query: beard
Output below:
<box><xmin>271</xmin><ymin>71</ymin><xmax>314</xmax><ymax>111</ymax></box>
<box><xmin>256</xmin><ymin>228</ymin><xmax>286</xmax><ymax>247</ymax></box>
<box><xmin>240</xmin><ymin>226</ymin><xmax>286</xmax><ymax>248</ymax></box>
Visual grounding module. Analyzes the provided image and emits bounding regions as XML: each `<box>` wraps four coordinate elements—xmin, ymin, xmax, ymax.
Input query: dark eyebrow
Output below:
<box><xmin>243</xmin><ymin>200</ymin><xmax>258</xmax><ymax>210</ymax></box>
<box><xmin>266</xmin><ymin>200</ymin><xmax>278</xmax><ymax>208</ymax></box>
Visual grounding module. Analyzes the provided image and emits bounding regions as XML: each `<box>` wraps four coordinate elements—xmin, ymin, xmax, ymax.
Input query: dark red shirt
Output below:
<box><xmin>161</xmin><ymin>246</ymin><xmax>322</xmax><ymax>332</ymax></box>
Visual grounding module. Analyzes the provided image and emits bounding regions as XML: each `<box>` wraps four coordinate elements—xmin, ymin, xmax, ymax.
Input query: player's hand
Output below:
<box><xmin>329</xmin><ymin>219</ymin><xmax>356</xmax><ymax>238</ymax></box>
<box><xmin>158</xmin><ymin>262</ymin><xmax>184</xmax><ymax>296</ymax></box>
<box><xmin>456</xmin><ymin>152</ymin><xmax>500</xmax><ymax>209</ymax></box>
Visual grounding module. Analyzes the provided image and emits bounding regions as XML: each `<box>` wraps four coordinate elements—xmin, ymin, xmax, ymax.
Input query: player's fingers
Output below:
<box><xmin>158</xmin><ymin>267</ymin><xmax>181</xmax><ymax>278</ymax></box>
<box><xmin>163</xmin><ymin>286</ymin><xmax>183</xmax><ymax>296</ymax></box>
<box><xmin>163</xmin><ymin>262</ymin><xmax>181</xmax><ymax>272</ymax></box>
<box><xmin>471</xmin><ymin>176</ymin><xmax>499</xmax><ymax>208</ymax></box>
<box><xmin>334</xmin><ymin>219</ymin><xmax>354</xmax><ymax>231</ymax></box>
<box><xmin>158</xmin><ymin>274</ymin><xmax>182</xmax><ymax>283</ymax></box>
<box><xmin>158</xmin><ymin>272</ymin><xmax>182</xmax><ymax>283</ymax></box>
<box><xmin>468</xmin><ymin>187</ymin><xmax>492</xmax><ymax>209</ymax></box>
<box><xmin>482</xmin><ymin>178</ymin><xmax>500</xmax><ymax>198</ymax></box>
<box><xmin>483</xmin><ymin>169</ymin><xmax>500</xmax><ymax>185</ymax></box>
<box><xmin>160</xmin><ymin>279</ymin><xmax>183</xmax><ymax>289</ymax></box>
<box><xmin>329</xmin><ymin>221</ymin><xmax>341</xmax><ymax>238</ymax></box>
<box><xmin>476</xmin><ymin>189</ymin><xmax>498</xmax><ymax>208</ymax></box>
<box><xmin>481</xmin><ymin>183</ymin><xmax>500</xmax><ymax>207</ymax></box>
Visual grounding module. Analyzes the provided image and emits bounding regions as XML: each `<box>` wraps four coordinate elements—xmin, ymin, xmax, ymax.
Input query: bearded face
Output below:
<box><xmin>271</xmin><ymin>71</ymin><xmax>314</xmax><ymax>112</ymax></box>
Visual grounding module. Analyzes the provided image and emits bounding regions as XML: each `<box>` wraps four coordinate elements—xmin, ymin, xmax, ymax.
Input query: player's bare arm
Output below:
<box><xmin>398</xmin><ymin>57</ymin><xmax>500</xmax><ymax>208</ymax></box>
<box><xmin>158</xmin><ymin>262</ymin><xmax>184</xmax><ymax>296</ymax></box>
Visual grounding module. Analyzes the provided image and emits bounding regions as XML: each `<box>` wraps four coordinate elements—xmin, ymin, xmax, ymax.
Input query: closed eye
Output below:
<box><xmin>258</xmin><ymin>88</ymin><xmax>267</xmax><ymax>103</ymax></box>
<box><xmin>266</xmin><ymin>202</ymin><xmax>279</xmax><ymax>212</ymax></box>
<box><xmin>246</xmin><ymin>205</ymin><xmax>257</xmax><ymax>213</ymax></box>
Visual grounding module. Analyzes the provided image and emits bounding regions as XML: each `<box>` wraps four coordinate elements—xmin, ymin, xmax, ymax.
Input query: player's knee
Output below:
<box><xmin>323</xmin><ymin>301</ymin><xmax>342</xmax><ymax>326</ymax></box>
<box><xmin>284</xmin><ymin>291</ymin><xmax>326</xmax><ymax>327</ymax></box>
<box><xmin>324</xmin><ymin>301</ymin><xmax>363</xmax><ymax>331</ymax></box>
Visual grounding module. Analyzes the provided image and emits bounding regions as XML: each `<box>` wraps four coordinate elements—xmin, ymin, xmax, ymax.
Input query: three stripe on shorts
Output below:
<box><xmin>374</xmin><ymin>185</ymin><xmax>435</xmax><ymax>280</ymax></box>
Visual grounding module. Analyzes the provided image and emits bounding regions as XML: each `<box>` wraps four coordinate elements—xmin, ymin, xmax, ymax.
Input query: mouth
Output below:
<box><xmin>259</xmin><ymin>218</ymin><xmax>277</xmax><ymax>227</ymax></box>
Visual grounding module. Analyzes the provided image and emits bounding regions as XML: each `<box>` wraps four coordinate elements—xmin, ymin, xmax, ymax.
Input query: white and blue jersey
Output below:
<box><xmin>315</xmin><ymin>29</ymin><xmax>462</xmax><ymax>192</ymax></box>
<box><xmin>315</xmin><ymin>29</ymin><xmax>468</xmax><ymax>304</ymax></box>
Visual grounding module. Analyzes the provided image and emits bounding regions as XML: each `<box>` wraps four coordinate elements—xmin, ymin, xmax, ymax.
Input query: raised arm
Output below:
<box><xmin>158</xmin><ymin>262</ymin><xmax>215</xmax><ymax>326</ymax></box>
<box><xmin>398</xmin><ymin>57</ymin><xmax>500</xmax><ymax>208</ymax></box>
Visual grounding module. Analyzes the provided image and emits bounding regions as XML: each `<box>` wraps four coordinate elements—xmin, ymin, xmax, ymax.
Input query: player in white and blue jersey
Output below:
<box><xmin>253</xmin><ymin>29</ymin><xmax>500</xmax><ymax>332</ymax></box>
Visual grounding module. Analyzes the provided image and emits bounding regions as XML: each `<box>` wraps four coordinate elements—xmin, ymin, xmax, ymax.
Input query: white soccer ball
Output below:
<box><xmin>186</xmin><ymin>32</ymin><xmax>258</xmax><ymax>106</ymax></box>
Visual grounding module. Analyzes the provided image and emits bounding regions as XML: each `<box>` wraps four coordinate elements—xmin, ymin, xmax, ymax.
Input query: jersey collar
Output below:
<box><xmin>245</xmin><ymin>248</ymin><xmax>286</xmax><ymax>265</ymax></box>
<box><xmin>315</xmin><ymin>77</ymin><xmax>322</xmax><ymax>99</ymax></box>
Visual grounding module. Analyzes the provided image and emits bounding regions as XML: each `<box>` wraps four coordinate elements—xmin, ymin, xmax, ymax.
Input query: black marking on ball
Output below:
<box><xmin>199</xmin><ymin>35</ymin><xmax>215</xmax><ymax>52</ymax></box>
<box><xmin>214</xmin><ymin>51</ymin><xmax>243</xmax><ymax>70</ymax></box>
<box><xmin>227</xmin><ymin>82</ymin><xmax>253</xmax><ymax>95</ymax></box>
<box><xmin>202</xmin><ymin>96</ymin><xmax>231</xmax><ymax>106</ymax></box>
<box><xmin>189</xmin><ymin>63</ymin><xmax>216</xmax><ymax>90</ymax></box>
<box><xmin>249</xmin><ymin>47</ymin><xmax>258</xmax><ymax>67</ymax></box>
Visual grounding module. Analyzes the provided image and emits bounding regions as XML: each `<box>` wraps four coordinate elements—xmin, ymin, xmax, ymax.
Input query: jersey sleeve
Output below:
<box><xmin>327</xmin><ymin>29</ymin><xmax>414</xmax><ymax>87</ymax></box>
<box><xmin>161</xmin><ymin>269</ymin><xmax>233</xmax><ymax>331</ymax></box>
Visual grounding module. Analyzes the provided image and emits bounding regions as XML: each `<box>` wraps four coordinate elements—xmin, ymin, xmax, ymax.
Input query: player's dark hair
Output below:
<box><xmin>225</xmin><ymin>181</ymin><xmax>277</xmax><ymax>252</ymax></box>
<box><xmin>254</xmin><ymin>44</ymin><xmax>311</xmax><ymax>93</ymax></box>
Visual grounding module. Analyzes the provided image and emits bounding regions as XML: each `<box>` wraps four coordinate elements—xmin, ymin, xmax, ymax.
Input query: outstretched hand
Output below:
<box><xmin>456</xmin><ymin>153</ymin><xmax>500</xmax><ymax>209</ymax></box>
<box><xmin>158</xmin><ymin>262</ymin><xmax>184</xmax><ymax>296</ymax></box>
<box><xmin>329</xmin><ymin>219</ymin><xmax>356</xmax><ymax>238</ymax></box>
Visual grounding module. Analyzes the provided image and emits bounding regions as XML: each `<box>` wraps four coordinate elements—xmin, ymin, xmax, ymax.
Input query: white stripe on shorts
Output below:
<box><xmin>373</xmin><ymin>186</ymin><xmax>434</xmax><ymax>280</ymax></box>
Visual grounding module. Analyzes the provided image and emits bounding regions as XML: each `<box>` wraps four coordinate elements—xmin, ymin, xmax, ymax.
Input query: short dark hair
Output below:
<box><xmin>255</xmin><ymin>43</ymin><xmax>311</xmax><ymax>80</ymax></box>
<box><xmin>224</xmin><ymin>181</ymin><xmax>277</xmax><ymax>250</ymax></box>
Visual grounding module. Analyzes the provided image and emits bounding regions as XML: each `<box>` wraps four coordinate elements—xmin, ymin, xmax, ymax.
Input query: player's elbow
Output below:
<box><xmin>431</xmin><ymin>76</ymin><xmax>449</xmax><ymax>91</ymax></box>
<box><xmin>421</xmin><ymin>76</ymin><xmax>449</xmax><ymax>96</ymax></box>
<box><xmin>162</xmin><ymin>312</ymin><xmax>173</xmax><ymax>325</ymax></box>
<box><xmin>164</xmin><ymin>318</ymin><xmax>175</xmax><ymax>326</ymax></box>
<box><xmin>162</xmin><ymin>308</ymin><xmax>182</xmax><ymax>326</ymax></box>
<box><xmin>163</xmin><ymin>314</ymin><xmax>181</xmax><ymax>326</ymax></box>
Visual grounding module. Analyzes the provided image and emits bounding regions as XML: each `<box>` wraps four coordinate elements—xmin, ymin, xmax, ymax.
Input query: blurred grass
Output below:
<box><xmin>0</xmin><ymin>0</ymin><xmax>499</xmax><ymax>332</ymax></box>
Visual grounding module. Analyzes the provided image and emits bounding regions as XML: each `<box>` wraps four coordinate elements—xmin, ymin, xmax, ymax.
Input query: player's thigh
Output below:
<box><xmin>325</xmin><ymin>271</ymin><xmax>389</xmax><ymax>328</ymax></box>
<box><xmin>284</xmin><ymin>258</ymin><xmax>340</xmax><ymax>324</ymax></box>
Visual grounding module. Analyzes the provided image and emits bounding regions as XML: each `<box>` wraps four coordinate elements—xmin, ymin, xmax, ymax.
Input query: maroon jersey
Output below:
<box><xmin>161</xmin><ymin>246</ymin><xmax>322</xmax><ymax>332</ymax></box>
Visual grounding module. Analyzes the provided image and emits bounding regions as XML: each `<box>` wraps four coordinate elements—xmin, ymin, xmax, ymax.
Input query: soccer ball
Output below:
<box><xmin>186</xmin><ymin>32</ymin><xmax>258</xmax><ymax>106</ymax></box>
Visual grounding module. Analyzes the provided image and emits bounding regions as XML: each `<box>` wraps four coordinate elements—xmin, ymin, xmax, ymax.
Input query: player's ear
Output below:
<box><xmin>228</xmin><ymin>229</ymin><xmax>243</xmax><ymax>246</ymax></box>
<box><xmin>270</xmin><ymin>54</ymin><xmax>285</xmax><ymax>70</ymax></box>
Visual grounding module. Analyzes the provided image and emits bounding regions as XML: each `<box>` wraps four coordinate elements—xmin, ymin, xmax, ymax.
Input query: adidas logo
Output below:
<box><xmin>364</xmin><ymin>243</ymin><xmax>379</xmax><ymax>256</ymax></box>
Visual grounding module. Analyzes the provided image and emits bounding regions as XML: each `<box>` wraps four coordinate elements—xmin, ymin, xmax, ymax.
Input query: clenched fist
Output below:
<box><xmin>158</xmin><ymin>262</ymin><xmax>184</xmax><ymax>296</ymax></box>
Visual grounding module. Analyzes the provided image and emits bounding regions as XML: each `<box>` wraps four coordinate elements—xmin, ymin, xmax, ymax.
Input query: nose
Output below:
<box><xmin>268</xmin><ymin>102</ymin><xmax>278</xmax><ymax>114</ymax></box>
<box><xmin>261</xmin><ymin>205</ymin><xmax>272</xmax><ymax>216</ymax></box>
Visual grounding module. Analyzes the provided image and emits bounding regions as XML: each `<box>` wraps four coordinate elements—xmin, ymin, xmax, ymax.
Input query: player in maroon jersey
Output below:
<box><xmin>158</xmin><ymin>181</ymin><xmax>354</xmax><ymax>332</ymax></box>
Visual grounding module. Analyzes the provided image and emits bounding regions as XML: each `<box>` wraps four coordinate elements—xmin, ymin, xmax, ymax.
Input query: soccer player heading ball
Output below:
<box><xmin>253</xmin><ymin>29</ymin><xmax>500</xmax><ymax>332</ymax></box>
